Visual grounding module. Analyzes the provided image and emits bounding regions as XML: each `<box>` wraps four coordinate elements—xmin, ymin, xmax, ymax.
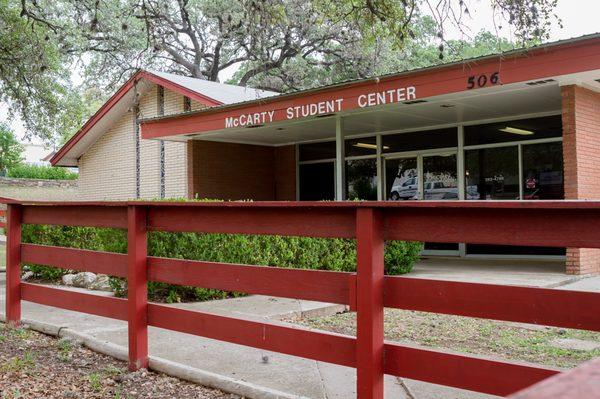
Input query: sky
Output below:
<box><xmin>2</xmin><ymin>0</ymin><xmax>600</xmax><ymax>162</ymax></box>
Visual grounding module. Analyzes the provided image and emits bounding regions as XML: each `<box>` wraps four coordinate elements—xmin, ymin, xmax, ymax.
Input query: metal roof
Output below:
<box><xmin>147</xmin><ymin>70</ymin><xmax>278</xmax><ymax>104</ymax></box>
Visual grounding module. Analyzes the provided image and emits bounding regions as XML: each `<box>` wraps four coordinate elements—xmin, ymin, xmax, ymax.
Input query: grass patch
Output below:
<box><xmin>2</xmin><ymin>351</ymin><xmax>36</xmax><ymax>373</ymax></box>
<box><xmin>296</xmin><ymin>309</ymin><xmax>600</xmax><ymax>368</ymax></box>
<box><xmin>88</xmin><ymin>373</ymin><xmax>102</xmax><ymax>392</ymax></box>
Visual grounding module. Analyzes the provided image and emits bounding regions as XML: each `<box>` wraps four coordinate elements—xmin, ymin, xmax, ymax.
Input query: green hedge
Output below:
<box><xmin>22</xmin><ymin>225</ymin><xmax>422</xmax><ymax>302</ymax></box>
<box><xmin>7</xmin><ymin>164</ymin><xmax>78</xmax><ymax>180</ymax></box>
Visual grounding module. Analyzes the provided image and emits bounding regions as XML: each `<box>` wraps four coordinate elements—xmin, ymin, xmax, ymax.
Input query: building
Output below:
<box><xmin>51</xmin><ymin>34</ymin><xmax>600</xmax><ymax>274</ymax></box>
<box><xmin>50</xmin><ymin>70</ymin><xmax>277</xmax><ymax>200</ymax></box>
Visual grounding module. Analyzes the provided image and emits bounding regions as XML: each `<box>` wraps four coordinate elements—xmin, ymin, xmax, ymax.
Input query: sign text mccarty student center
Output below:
<box><xmin>51</xmin><ymin>34</ymin><xmax>600</xmax><ymax>275</ymax></box>
<box><xmin>225</xmin><ymin>85</ymin><xmax>417</xmax><ymax>128</ymax></box>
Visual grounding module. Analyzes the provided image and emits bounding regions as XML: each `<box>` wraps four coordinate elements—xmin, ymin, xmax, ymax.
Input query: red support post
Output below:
<box><xmin>355</xmin><ymin>208</ymin><xmax>385</xmax><ymax>399</ymax></box>
<box><xmin>6</xmin><ymin>204</ymin><xmax>22</xmax><ymax>327</ymax></box>
<box><xmin>127</xmin><ymin>205</ymin><xmax>148</xmax><ymax>370</ymax></box>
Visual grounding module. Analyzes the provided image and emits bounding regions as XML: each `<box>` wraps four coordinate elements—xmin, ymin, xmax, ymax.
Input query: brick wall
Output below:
<box><xmin>189</xmin><ymin>141</ymin><xmax>296</xmax><ymax>201</ymax></box>
<box><xmin>161</xmin><ymin>89</ymin><xmax>190</xmax><ymax>198</ymax></box>
<box><xmin>139</xmin><ymin>85</ymin><xmax>161</xmax><ymax>199</ymax></box>
<box><xmin>78</xmin><ymin>109</ymin><xmax>136</xmax><ymax>200</ymax></box>
<box><xmin>274</xmin><ymin>145</ymin><xmax>297</xmax><ymax>200</ymax></box>
<box><xmin>78</xmin><ymin>84</ymin><xmax>201</xmax><ymax>200</ymax></box>
<box><xmin>562</xmin><ymin>85</ymin><xmax>600</xmax><ymax>274</ymax></box>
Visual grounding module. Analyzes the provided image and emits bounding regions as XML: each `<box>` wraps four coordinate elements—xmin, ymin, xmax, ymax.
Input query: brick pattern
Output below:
<box><xmin>78</xmin><ymin>108</ymin><xmax>137</xmax><ymax>200</ymax></box>
<box><xmin>139</xmin><ymin>86</ymin><xmax>161</xmax><ymax>199</ymax></box>
<box><xmin>562</xmin><ymin>85</ymin><xmax>600</xmax><ymax>274</ymax></box>
<box><xmin>274</xmin><ymin>145</ymin><xmax>297</xmax><ymax>200</ymax></box>
<box><xmin>189</xmin><ymin>142</ymin><xmax>296</xmax><ymax>201</ymax></box>
<box><xmin>163</xmin><ymin>90</ymin><xmax>190</xmax><ymax>198</ymax></box>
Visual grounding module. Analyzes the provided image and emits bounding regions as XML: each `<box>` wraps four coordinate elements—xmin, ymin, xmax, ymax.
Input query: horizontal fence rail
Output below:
<box><xmin>2</xmin><ymin>198</ymin><xmax>600</xmax><ymax>399</ymax></box>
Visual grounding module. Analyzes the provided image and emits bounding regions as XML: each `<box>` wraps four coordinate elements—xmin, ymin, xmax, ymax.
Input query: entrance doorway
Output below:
<box><xmin>384</xmin><ymin>151</ymin><xmax>459</xmax><ymax>255</ymax></box>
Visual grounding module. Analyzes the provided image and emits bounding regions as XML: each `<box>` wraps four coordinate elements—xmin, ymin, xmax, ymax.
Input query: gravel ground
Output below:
<box><xmin>0</xmin><ymin>323</ymin><xmax>240</xmax><ymax>399</ymax></box>
<box><xmin>291</xmin><ymin>309</ymin><xmax>600</xmax><ymax>369</ymax></box>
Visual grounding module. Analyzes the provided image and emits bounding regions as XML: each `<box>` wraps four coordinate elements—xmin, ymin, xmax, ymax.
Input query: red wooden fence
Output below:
<box><xmin>3</xmin><ymin>199</ymin><xmax>600</xmax><ymax>398</ymax></box>
<box><xmin>0</xmin><ymin>209</ymin><xmax>5</xmax><ymax>230</ymax></box>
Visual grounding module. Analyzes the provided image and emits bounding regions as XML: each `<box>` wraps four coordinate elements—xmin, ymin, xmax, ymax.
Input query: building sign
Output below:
<box><xmin>225</xmin><ymin>85</ymin><xmax>417</xmax><ymax>128</ymax></box>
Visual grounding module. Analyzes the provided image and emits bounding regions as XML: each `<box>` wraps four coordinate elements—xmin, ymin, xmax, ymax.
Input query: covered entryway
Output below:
<box><xmin>140</xmin><ymin>35</ymin><xmax>600</xmax><ymax>273</ymax></box>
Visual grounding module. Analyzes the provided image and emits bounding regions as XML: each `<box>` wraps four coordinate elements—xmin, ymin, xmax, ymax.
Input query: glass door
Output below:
<box><xmin>385</xmin><ymin>157</ymin><xmax>419</xmax><ymax>201</ymax></box>
<box><xmin>385</xmin><ymin>152</ymin><xmax>459</xmax><ymax>255</ymax></box>
<box><xmin>422</xmin><ymin>153</ymin><xmax>459</xmax><ymax>254</ymax></box>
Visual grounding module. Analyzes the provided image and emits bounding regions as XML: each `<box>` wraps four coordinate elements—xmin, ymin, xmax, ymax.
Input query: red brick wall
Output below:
<box><xmin>274</xmin><ymin>145</ymin><xmax>297</xmax><ymax>200</ymax></box>
<box><xmin>189</xmin><ymin>141</ymin><xmax>296</xmax><ymax>201</ymax></box>
<box><xmin>562</xmin><ymin>85</ymin><xmax>600</xmax><ymax>274</ymax></box>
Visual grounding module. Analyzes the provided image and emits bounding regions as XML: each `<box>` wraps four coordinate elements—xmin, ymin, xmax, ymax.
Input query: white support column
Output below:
<box><xmin>457</xmin><ymin>125</ymin><xmax>467</xmax><ymax>257</ymax></box>
<box><xmin>376</xmin><ymin>134</ymin><xmax>383</xmax><ymax>201</ymax></box>
<box><xmin>457</xmin><ymin>125</ymin><xmax>465</xmax><ymax>200</ymax></box>
<box><xmin>335</xmin><ymin>116</ymin><xmax>345</xmax><ymax>201</ymax></box>
<box><xmin>518</xmin><ymin>144</ymin><xmax>524</xmax><ymax>200</ymax></box>
<box><xmin>295</xmin><ymin>144</ymin><xmax>300</xmax><ymax>201</ymax></box>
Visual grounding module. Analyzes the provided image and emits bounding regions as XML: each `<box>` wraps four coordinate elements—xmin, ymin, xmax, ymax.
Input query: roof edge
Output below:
<box><xmin>140</xmin><ymin>33</ymin><xmax>600</xmax><ymax>125</ymax></box>
<box><xmin>50</xmin><ymin>70</ymin><xmax>224</xmax><ymax>166</ymax></box>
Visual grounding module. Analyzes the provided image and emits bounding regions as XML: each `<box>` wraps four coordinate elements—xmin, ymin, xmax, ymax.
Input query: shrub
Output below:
<box><xmin>7</xmin><ymin>164</ymin><xmax>78</xmax><ymax>180</ymax></box>
<box><xmin>22</xmin><ymin>225</ymin><xmax>422</xmax><ymax>302</ymax></box>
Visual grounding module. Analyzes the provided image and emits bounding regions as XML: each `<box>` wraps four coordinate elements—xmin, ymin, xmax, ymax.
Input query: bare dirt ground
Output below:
<box><xmin>291</xmin><ymin>309</ymin><xmax>600</xmax><ymax>369</ymax></box>
<box><xmin>0</xmin><ymin>323</ymin><xmax>240</xmax><ymax>399</ymax></box>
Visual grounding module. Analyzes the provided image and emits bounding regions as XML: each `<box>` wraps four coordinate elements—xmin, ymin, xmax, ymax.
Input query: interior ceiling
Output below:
<box><xmin>190</xmin><ymin>81</ymin><xmax>563</xmax><ymax>146</ymax></box>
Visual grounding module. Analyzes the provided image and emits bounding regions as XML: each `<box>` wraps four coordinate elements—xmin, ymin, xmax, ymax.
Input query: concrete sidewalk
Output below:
<box><xmin>0</xmin><ymin>273</ymin><xmax>499</xmax><ymax>399</ymax></box>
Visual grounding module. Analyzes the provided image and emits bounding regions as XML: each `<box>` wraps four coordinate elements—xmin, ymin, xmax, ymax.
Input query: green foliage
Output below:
<box><xmin>385</xmin><ymin>241</ymin><xmax>423</xmax><ymax>275</ymax></box>
<box><xmin>6</xmin><ymin>164</ymin><xmax>78</xmax><ymax>180</ymax></box>
<box><xmin>0</xmin><ymin>123</ymin><xmax>24</xmax><ymax>174</ymax></box>
<box><xmin>21</xmin><ymin>224</ymin><xmax>422</xmax><ymax>302</ymax></box>
<box><xmin>0</xmin><ymin>0</ymin><xmax>90</xmax><ymax>145</ymax></box>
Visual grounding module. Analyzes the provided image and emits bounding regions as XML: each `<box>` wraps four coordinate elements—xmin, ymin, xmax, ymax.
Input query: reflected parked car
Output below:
<box><xmin>408</xmin><ymin>182</ymin><xmax>458</xmax><ymax>200</ymax></box>
<box><xmin>389</xmin><ymin>177</ymin><xmax>418</xmax><ymax>200</ymax></box>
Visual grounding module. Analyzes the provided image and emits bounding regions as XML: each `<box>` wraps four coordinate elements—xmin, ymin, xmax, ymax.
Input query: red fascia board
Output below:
<box><xmin>50</xmin><ymin>71</ymin><xmax>223</xmax><ymax>166</ymax></box>
<box><xmin>50</xmin><ymin>72</ymin><xmax>139</xmax><ymax>166</ymax></box>
<box><xmin>141</xmin><ymin>36</ymin><xmax>600</xmax><ymax>140</ymax></box>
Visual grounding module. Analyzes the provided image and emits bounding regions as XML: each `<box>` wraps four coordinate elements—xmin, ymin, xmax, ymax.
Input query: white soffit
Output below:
<box><xmin>190</xmin><ymin>79</ymin><xmax>564</xmax><ymax>146</ymax></box>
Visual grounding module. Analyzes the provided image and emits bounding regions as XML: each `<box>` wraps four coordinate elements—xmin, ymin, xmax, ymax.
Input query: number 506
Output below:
<box><xmin>467</xmin><ymin>72</ymin><xmax>499</xmax><ymax>89</ymax></box>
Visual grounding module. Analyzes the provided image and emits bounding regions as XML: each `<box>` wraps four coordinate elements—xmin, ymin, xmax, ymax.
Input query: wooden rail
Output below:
<box><xmin>3</xmin><ymin>199</ymin><xmax>600</xmax><ymax>398</ymax></box>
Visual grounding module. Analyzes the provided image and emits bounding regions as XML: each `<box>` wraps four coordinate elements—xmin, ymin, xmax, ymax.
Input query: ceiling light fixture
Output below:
<box><xmin>354</xmin><ymin>142</ymin><xmax>377</xmax><ymax>150</ymax></box>
<box><xmin>499</xmin><ymin>126</ymin><xmax>534</xmax><ymax>135</ymax></box>
<box><xmin>353</xmin><ymin>143</ymin><xmax>389</xmax><ymax>150</ymax></box>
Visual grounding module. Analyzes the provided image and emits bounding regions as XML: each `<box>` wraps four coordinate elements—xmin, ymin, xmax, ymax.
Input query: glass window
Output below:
<box><xmin>385</xmin><ymin>157</ymin><xmax>418</xmax><ymax>201</ymax></box>
<box><xmin>464</xmin><ymin>115</ymin><xmax>562</xmax><ymax>146</ymax></box>
<box><xmin>423</xmin><ymin>154</ymin><xmax>458</xmax><ymax>200</ymax></box>
<box><xmin>346</xmin><ymin>159</ymin><xmax>377</xmax><ymax>200</ymax></box>
<box><xmin>345</xmin><ymin>136</ymin><xmax>377</xmax><ymax>157</ymax></box>
<box><xmin>382</xmin><ymin>128</ymin><xmax>457</xmax><ymax>154</ymax></box>
<box><xmin>465</xmin><ymin>146</ymin><xmax>520</xmax><ymax>200</ymax></box>
<box><xmin>299</xmin><ymin>162</ymin><xmax>335</xmax><ymax>201</ymax></box>
<box><xmin>298</xmin><ymin>141</ymin><xmax>336</xmax><ymax>161</ymax></box>
<box><xmin>522</xmin><ymin>142</ymin><xmax>564</xmax><ymax>200</ymax></box>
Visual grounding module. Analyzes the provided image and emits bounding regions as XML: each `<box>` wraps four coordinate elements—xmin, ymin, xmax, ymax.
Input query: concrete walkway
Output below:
<box><xmin>412</xmin><ymin>257</ymin><xmax>576</xmax><ymax>287</ymax></box>
<box><xmin>1</xmin><ymin>260</ymin><xmax>598</xmax><ymax>398</ymax></box>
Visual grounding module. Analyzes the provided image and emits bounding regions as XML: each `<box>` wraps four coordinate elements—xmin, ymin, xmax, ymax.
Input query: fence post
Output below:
<box><xmin>6</xmin><ymin>204</ymin><xmax>22</xmax><ymax>327</ymax></box>
<box><xmin>127</xmin><ymin>205</ymin><xmax>148</xmax><ymax>370</ymax></box>
<box><xmin>356</xmin><ymin>207</ymin><xmax>385</xmax><ymax>399</ymax></box>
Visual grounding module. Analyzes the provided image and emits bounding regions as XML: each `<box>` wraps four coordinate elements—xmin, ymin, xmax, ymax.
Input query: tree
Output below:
<box><xmin>0</xmin><ymin>0</ymin><xmax>89</xmax><ymax>145</ymax></box>
<box><xmin>231</xmin><ymin>16</ymin><xmax>518</xmax><ymax>91</ymax></box>
<box><xmin>0</xmin><ymin>123</ymin><xmax>24</xmax><ymax>174</ymax></box>
<box><xmin>1</xmin><ymin>0</ymin><xmax>561</xmax><ymax>143</ymax></box>
<box><xmin>26</xmin><ymin>0</ymin><xmax>559</xmax><ymax>92</ymax></box>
